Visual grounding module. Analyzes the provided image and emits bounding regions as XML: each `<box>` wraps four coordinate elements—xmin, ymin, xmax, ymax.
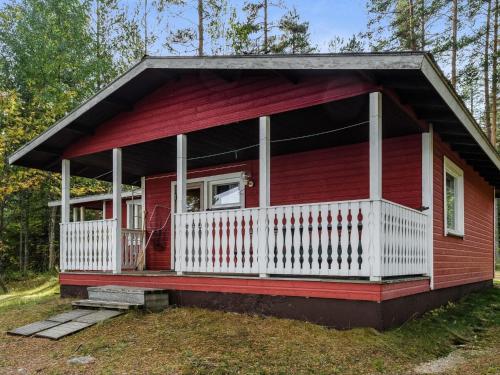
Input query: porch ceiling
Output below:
<box><xmin>8</xmin><ymin>53</ymin><xmax>500</xmax><ymax>190</ymax></box>
<box><xmin>69</xmin><ymin>93</ymin><xmax>421</xmax><ymax>185</ymax></box>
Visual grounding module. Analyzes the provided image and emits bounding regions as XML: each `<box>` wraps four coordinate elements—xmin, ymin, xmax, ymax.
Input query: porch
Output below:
<box><xmin>58</xmin><ymin>91</ymin><xmax>433</xmax><ymax>282</ymax></box>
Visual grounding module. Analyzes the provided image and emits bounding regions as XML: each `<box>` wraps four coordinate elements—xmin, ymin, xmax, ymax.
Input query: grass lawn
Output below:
<box><xmin>1</xmin><ymin>277</ymin><xmax>500</xmax><ymax>374</ymax></box>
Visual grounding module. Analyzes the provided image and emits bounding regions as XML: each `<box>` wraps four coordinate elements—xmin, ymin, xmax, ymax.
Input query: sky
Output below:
<box><xmin>134</xmin><ymin>0</ymin><xmax>370</xmax><ymax>54</ymax></box>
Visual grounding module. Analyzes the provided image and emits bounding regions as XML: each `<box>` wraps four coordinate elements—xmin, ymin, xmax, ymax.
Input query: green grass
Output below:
<box><xmin>0</xmin><ymin>273</ymin><xmax>60</xmax><ymax>310</ymax></box>
<box><xmin>0</xmin><ymin>277</ymin><xmax>499</xmax><ymax>374</ymax></box>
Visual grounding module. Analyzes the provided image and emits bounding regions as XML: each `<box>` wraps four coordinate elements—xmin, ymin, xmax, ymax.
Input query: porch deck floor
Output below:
<box><xmin>64</xmin><ymin>270</ymin><xmax>429</xmax><ymax>284</ymax></box>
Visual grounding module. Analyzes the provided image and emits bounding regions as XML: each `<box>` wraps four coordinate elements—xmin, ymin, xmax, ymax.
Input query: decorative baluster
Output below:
<box><xmin>357</xmin><ymin>207</ymin><xmax>363</xmax><ymax>270</ymax></box>
<box><xmin>327</xmin><ymin>209</ymin><xmax>333</xmax><ymax>270</ymax></box>
<box><xmin>347</xmin><ymin>208</ymin><xmax>353</xmax><ymax>270</ymax></box>
<box><xmin>290</xmin><ymin>212</ymin><xmax>296</xmax><ymax>269</ymax></box>
<box><xmin>337</xmin><ymin>209</ymin><xmax>343</xmax><ymax>270</ymax></box>
<box><xmin>299</xmin><ymin>212</ymin><xmax>304</xmax><ymax>269</ymax></box>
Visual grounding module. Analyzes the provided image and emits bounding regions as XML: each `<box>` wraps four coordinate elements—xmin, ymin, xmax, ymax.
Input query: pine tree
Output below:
<box><xmin>271</xmin><ymin>8</ymin><xmax>315</xmax><ymax>54</ymax></box>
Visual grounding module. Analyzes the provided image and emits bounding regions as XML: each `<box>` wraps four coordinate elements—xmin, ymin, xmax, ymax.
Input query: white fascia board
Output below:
<box><xmin>421</xmin><ymin>56</ymin><xmax>500</xmax><ymax>170</ymax></box>
<box><xmin>8</xmin><ymin>54</ymin><xmax>426</xmax><ymax>167</ymax></box>
<box><xmin>8</xmin><ymin>59</ymin><xmax>152</xmax><ymax>165</ymax></box>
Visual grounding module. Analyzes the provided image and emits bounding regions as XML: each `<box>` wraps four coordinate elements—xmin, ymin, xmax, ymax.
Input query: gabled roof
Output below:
<box><xmin>8</xmin><ymin>52</ymin><xmax>500</xmax><ymax>189</ymax></box>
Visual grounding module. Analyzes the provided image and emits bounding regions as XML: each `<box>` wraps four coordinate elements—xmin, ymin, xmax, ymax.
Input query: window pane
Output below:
<box><xmin>212</xmin><ymin>183</ymin><xmax>240</xmax><ymax>207</ymax></box>
<box><xmin>446</xmin><ymin>173</ymin><xmax>456</xmax><ymax>230</ymax></box>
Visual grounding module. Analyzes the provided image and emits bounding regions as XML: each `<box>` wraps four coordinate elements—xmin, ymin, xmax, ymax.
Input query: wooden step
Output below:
<box><xmin>72</xmin><ymin>299</ymin><xmax>142</xmax><ymax>310</ymax></box>
<box><xmin>87</xmin><ymin>285</ymin><xmax>169</xmax><ymax>311</ymax></box>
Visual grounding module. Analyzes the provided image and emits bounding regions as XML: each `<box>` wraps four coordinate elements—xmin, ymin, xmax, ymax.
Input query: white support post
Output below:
<box><xmin>112</xmin><ymin>148</ymin><xmax>122</xmax><ymax>274</ymax></box>
<box><xmin>258</xmin><ymin>116</ymin><xmax>270</xmax><ymax>277</ymax></box>
<box><xmin>73</xmin><ymin>207</ymin><xmax>78</xmax><ymax>222</ymax></box>
<box><xmin>80</xmin><ymin>207</ymin><xmax>85</xmax><ymax>222</ymax></box>
<box><xmin>369</xmin><ymin>92</ymin><xmax>382</xmax><ymax>201</ymax></box>
<box><xmin>176</xmin><ymin>134</ymin><xmax>187</xmax><ymax>275</ymax></box>
<box><xmin>422</xmin><ymin>125</ymin><xmax>434</xmax><ymax>288</ymax></box>
<box><xmin>369</xmin><ymin>92</ymin><xmax>382</xmax><ymax>281</ymax></box>
<box><xmin>102</xmin><ymin>201</ymin><xmax>107</xmax><ymax>220</ymax></box>
<box><xmin>141</xmin><ymin>176</ymin><xmax>147</xmax><ymax>265</ymax></box>
<box><xmin>60</xmin><ymin>159</ymin><xmax>70</xmax><ymax>272</ymax></box>
<box><xmin>61</xmin><ymin>160</ymin><xmax>70</xmax><ymax>224</ymax></box>
<box><xmin>141</xmin><ymin>176</ymin><xmax>146</xmax><ymax>228</ymax></box>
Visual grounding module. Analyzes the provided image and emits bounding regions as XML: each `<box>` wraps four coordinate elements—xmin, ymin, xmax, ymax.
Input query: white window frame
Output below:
<box><xmin>126</xmin><ymin>199</ymin><xmax>143</xmax><ymax>230</ymax></box>
<box><xmin>443</xmin><ymin>156</ymin><xmax>464</xmax><ymax>237</ymax></box>
<box><xmin>170</xmin><ymin>171</ymin><xmax>246</xmax><ymax>213</ymax></box>
<box><xmin>208</xmin><ymin>176</ymin><xmax>245</xmax><ymax>210</ymax></box>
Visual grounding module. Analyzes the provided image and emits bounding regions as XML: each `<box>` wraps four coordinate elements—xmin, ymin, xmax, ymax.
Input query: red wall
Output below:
<box><xmin>145</xmin><ymin>135</ymin><xmax>422</xmax><ymax>270</ymax></box>
<box><xmin>433</xmin><ymin>133</ymin><xmax>494</xmax><ymax>289</ymax></box>
<box><xmin>104</xmin><ymin>199</ymin><xmax>129</xmax><ymax>225</ymax></box>
<box><xmin>63</xmin><ymin>73</ymin><xmax>375</xmax><ymax>158</ymax></box>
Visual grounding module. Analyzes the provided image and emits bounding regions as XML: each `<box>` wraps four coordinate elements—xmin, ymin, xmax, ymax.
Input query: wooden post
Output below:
<box><xmin>369</xmin><ymin>92</ymin><xmax>382</xmax><ymax>281</ymax></box>
<box><xmin>80</xmin><ymin>207</ymin><xmax>85</xmax><ymax>222</ymax></box>
<box><xmin>60</xmin><ymin>159</ymin><xmax>70</xmax><ymax>272</ymax></box>
<box><xmin>369</xmin><ymin>92</ymin><xmax>382</xmax><ymax>201</ymax></box>
<box><xmin>258</xmin><ymin>116</ymin><xmax>270</xmax><ymax>277</ymax></box>
<box><xmin>102</xmin><ymin>201</ymin><xmax>106</xmax><ymax>220</ymax></box>
<box><xmin>113</xmin><ymin>148</ymin><xmax>122</xmax><ymax>274</ymax></box>
<box><xmin>73</xmin><ymin>207</ymin><xmax>78</xmax><ymax>222</ymax></box>
<box><xmin>176</xmin><ymin>134</ymin><xmax>187</xmax><ymax>275</ymax></box>
<box><xmin>422</xmin><ymin>125</ymin><xmax>434</xmax><ymax>288</ymax></box>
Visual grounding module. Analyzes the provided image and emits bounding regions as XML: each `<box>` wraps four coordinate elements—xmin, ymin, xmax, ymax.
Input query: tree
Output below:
<box><xmin>166</xmin><ymin>0</ymin><xmax>228</xmax><ymax>56</ymax></box>
<box><xmin>329</xmin><ymin>35</ymin><xmax>365</xmax><ymax>53</ymax></box>
<box><xmin>271</xmin><ymin>8</ymin><xmax>315</xmax><ymax>54</ymax></box>
<box><xmin>226</xmin><ymin>0</ymin><xmax>284</xmax><ymax>54</ymax></box>
<box><xmin>490</xmin><ymin>0</ymin><xmax>498</xmax><ymax>146</ymax></box>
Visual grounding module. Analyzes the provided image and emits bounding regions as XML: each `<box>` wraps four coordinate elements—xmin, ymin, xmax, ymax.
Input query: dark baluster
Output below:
<box><xmin>249</xmin><ymin>215</ymin><xmax>254</xmax><ymax>267</ymax></box>
<box><xmin>185</xmin><ymin>221</ymin><xmax>189</xmax><ymax>266</ymax></box>
<box><xmin>317</xmin><ymin>210</ymin><xmax>323</xmax><ymax>269</ymax></box>
<box><xmin>290</xmin><ymin>213</ymin><xmax>296</xmax><ymax>268</ymax></box>
<box><xmin>282</xmin><ymin>214</ymin><xmax>287</xmax><ymax>268</ymax></box>
<box><xmin>205</xmin><ymin>221</ymin><xmax>210</xmax><ymax>266</ymax></box>
<box><xmin>219</xmin><ymin>217</ymin><xmax>223</xmax><ymax>267</ymax></box>
<box><xmin>337</xmin><ymin>210</ymin><xmax>342</xmax><ymax>269</ymax></box>
<box><xmin>192</xmin><ymin>220</ymin><xmax>196</xmax><ymax>267</ymax></box>
<box><xmin>234</xmin><ymin>216</ymin><xmax>238</xmax><ymax>267</ymax></box>
<box><xmin>327</xmin><ymin>210</ymin><xmax>333</xmax><ymax>269</ymax></box>
<box><xmin>308</xmin><ymin>212</ymin><xmax>313</xmax><ymax>268</ymax></box>
<box><xmin>241</xmin><ymin>216</ymin><xmax>246</xmax><ymax>268</ymax></box>
<box><xmin>226</xmin><ymin>217</ymin><xmax>230</xmax><ymax>267</ymax></box>
<box><xmin>273</xmin><ymin>214</ymin><xmax>278</xmax><ymax>268</ymax></box>
<box><xmin>197</xmin><ymin>219</ymin><xmax>202</xmax><ymax>267</ymax></box>
<box><xmin>347</xmin><ymin>209</ymin><xmax>353</xmax><ymax>269</ymax></box>
<box><xmin>211</xmin><ymin>219</ymin><xmax>216</xmax><ymax>267</ymax></box>
<box><xmin>299</xmin><ymin>213</ymin><xmax>304</xmax><ymax>268</ymax></box>
<box><xmin>357</xmin><ymin>208</ymin><xmax>363</xmax><ymax>270</ymax></box>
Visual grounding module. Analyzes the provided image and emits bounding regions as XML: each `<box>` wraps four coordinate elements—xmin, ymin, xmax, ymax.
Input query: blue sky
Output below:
<box><xmin>136</xmin><ymin>0</ymin><xmax>369</xmax><ymax>54</ymax></box>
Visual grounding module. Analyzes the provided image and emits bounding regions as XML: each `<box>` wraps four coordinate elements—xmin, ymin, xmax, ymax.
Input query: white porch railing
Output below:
<box><xmin>174</xmin><ymin>199</ymin><xmax>429</xmax><ymax>279</ymax></box>
<box><xmin>121</xmin><ymin>229</ymin><xmax>145</xmax><ymax>269</ymax></box>
<box><xmin>60</xmin><ymin>220</ymin><xmax>146</xmax><ymax>271</ymax></box>
<box><xmin>60</xmin><ymin>219</ymin><xmax>117</xmax><ymax>271</ymax></box>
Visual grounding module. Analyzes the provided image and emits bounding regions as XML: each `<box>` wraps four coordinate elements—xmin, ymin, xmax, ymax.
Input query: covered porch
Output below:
<box><xmin>58</xmin><ymin>90</ymin><xmax>433</xmax><ymax>281</ymax></box>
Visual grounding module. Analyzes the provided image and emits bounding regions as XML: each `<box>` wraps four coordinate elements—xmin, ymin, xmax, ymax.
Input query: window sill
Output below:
<box><xmin>445</xmin><ymin>230</ymin><xmax>464</xmax><ymax>239</ymax></box>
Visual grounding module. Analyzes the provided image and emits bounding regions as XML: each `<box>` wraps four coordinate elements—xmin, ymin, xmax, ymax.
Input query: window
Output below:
<box><xmin>209</xmin><ymin>181</ymin><xmax>241</xmax><ymax>209</ymax></box>
<box><xmin>444</xmin><ymin>157</ymin><xmax>464</xmax><ymax>236</ymax></box>
<box><xmin>171</xmin><ymin>172</ymin><xmax>245</xmax><ymax>212</ymax></box>
<box><xmin>126</xmin><ymin>201</ymin><xmax>143</xmax><ymax>229</ymax></box>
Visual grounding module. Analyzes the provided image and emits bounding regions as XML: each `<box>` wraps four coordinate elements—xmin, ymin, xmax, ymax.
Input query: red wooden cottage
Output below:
<box><xmin>10</xmin><ymin>53</ymin><xmax>499</xmax><ymax>329</ymax></box>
